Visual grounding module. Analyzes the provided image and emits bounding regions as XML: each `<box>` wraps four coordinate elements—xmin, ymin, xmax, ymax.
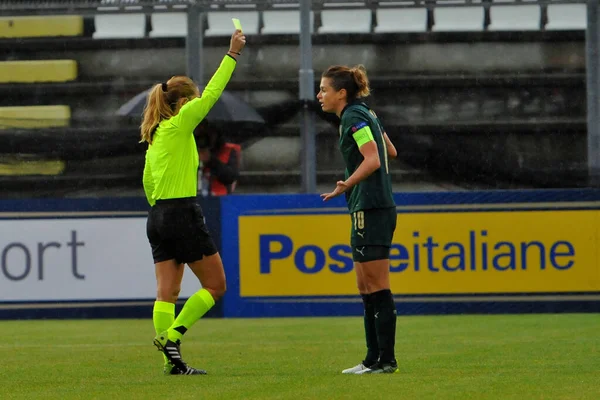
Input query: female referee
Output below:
<box><xmin>318</xmin><ymin>64</ymin><xmax>399</xmax><ymax>374</ymax></box>
<box><xmin>141</xmin><ymin>29</ymin><xmax>245</xmax><ymax>376</ymax></box>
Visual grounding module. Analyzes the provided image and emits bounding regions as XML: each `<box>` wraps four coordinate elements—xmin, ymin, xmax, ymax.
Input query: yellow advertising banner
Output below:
<box><xmin>238</xmin><ymin>210</ymin><xmax>600</xmax><ymax>296</ymax></box>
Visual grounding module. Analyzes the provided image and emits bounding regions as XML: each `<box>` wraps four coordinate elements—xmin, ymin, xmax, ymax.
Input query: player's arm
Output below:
<box><xmin>142</xmin><ymin>152</ymin><xmax>156</xmax><ymax>206</ymax></box>
<box><xmin>383</xmin><ymin>132</ymin><xmax>397</xmax><ymax>159</ymax></box>
<box><xmin>344</xmin><ymin>121</ymin><xmax>381</xmax><ymax>189</ymax></box>
<box><xmin>175</xmin><ymin>55</ymin><xmax>237</xmax><ymax>132</ymax></box>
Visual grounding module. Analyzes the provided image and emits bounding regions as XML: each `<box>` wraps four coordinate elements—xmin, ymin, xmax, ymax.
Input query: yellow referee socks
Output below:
<box><xmin>153</xmin><ymin>301</ymin><xmax>175</xmax><ymax>364</ymax></box>
<box><xmin>167</xmin><ymin>289</ymin><xmax>215</xmax><ymax>342</ymax></box>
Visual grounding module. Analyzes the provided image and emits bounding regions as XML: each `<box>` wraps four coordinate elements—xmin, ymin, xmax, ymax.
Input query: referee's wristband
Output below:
<box><xmin>228</xmin><ymin>50</ymin><xmax>241</xmax><ymax>55</ymax></box>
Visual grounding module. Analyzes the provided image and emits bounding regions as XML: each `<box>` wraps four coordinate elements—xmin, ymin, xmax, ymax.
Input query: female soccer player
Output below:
<box><xmin>141</xmin><ymin>29</ymin><xmax>245</xmax><ymax>376</ymax></box>
<box><xmin>318</xmin><ymin>64</ymin><xmax>399</xmax><ymax>374</ymax></box>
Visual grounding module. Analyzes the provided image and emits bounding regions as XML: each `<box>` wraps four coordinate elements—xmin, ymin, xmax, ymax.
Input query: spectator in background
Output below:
<box><xmin>194</xmin><ymin>121</ymin><xmax>241</xmax><ymax>196</ymax></box>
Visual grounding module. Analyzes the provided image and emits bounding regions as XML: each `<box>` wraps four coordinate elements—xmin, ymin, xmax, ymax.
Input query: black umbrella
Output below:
<box><xmin>116</xmin><ymin>85</ymin><xmax>265</xmax><ymax>125</ymax></box>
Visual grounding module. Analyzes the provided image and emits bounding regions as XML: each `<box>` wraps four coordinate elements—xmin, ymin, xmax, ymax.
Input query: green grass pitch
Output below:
<box><xmin>1</xmin><ymin>314</ymin><xmax>598</xmax><ymax>400</ymax></box>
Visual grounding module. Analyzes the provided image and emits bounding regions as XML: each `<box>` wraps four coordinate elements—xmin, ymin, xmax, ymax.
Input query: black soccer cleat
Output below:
<box><xmin>154</xmin><ymin>332</ymin><xmax>207</xmax><ymax>375</ymax></box>
<box><xmin>164</xmin><ymin>362</ymin><xmax>207</xmax><ymax>375</ymax></box>
<box><xmin>355</xmin><ymin>361</ymin><xmax>399</xmax><ymax>374</ymax></box>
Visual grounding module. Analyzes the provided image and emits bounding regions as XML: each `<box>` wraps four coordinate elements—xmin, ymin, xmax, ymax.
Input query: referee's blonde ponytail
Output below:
<box><xmin>322</xmin><ymin>64</ymin><xmax>371</xmax><ymax>100</ymax></box>
<box><xmin>140</xmin><ymin>76</ymin><xmax>200</xmax><ymax>144</ymax></box>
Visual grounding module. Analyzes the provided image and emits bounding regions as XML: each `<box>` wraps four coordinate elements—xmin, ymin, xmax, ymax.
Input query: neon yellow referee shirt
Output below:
<box><xmin>142</xmin><ymin>55</ymin><xmax>237</xmax><ymax>206</ymax></box>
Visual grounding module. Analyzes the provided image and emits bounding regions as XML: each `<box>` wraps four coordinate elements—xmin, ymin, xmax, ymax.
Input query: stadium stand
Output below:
<box><xmin>0</xmin><ymin>8</ymin><xmax>81</xmax><ymax>186</ymax></box>
<box><xmin>0</xmin><ymin>0</ymin><xmax>592</xmax><ymax>196</ymax></box>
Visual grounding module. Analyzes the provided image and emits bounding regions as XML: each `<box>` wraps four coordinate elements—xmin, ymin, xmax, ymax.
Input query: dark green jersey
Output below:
<box><xmin>339</xmin><ymin>101</ymin><xmax>395</xmax><ymax>213</ymax></box>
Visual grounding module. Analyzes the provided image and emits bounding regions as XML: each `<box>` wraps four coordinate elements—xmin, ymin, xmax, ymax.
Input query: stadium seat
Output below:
<box><xmin>374</xmin><ymin>8</ymin><xmax>427</xmax><ymax>33</ymax></box>
<box><xmin>0</xmin><ymin>106</ymin><xmax>71</xmax><ymax>129</ymax></box>
<box><xmin>205</xmin><ymin>11</ymin><xmax>260</xmax><ymax>36</ymax></box>
<box><xmin>262</xmin><ymin>10</ymin><xmax>315</xmax><ymax>34</ymax></box>
<box><xmin>0</xmin><ymin>15</ymin><xmax>83</xmax><ymax>38</ymax></box>
<box><xmin>0</xmin><ymin>156</ymin><xmax>65</xmax><ymax>176</ymax></box>
<box><xmin>0</xmin><ymin>60</ymin><xmax>77</xmax><ymax>83</ymax></box>
<box><xmin>318</xmin><ymin>7</ymin><xmax>372</xmax><ymax>33</ymax></box>
<box><xmin>546</xmin><ymin>4</ymin><xmax>587</xmax><ymax>30</ymax></box>
<box><xmin>488</xmin><ymin>4</ymin><xmax>541</xmax><ymax>31</ymax></box>
<box><xmin>432</xmin><ymin>6</ymin><xmax>485</xmax><ymax>32</ymax></box>
<box><xmin>93</xmin><ymin>13</ymin><xmax>146</xmax><ymax>38</ymax></box>
<box><xmin>149</xmin><ymin>12</ymin><xmax>187</xmax><ymax>37</ymax></box>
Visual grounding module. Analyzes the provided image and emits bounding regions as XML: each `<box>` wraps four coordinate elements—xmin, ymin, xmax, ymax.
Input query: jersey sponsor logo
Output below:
<box><xmin>237</xmin><ymin>210</ymin><xmax>593</xmax><ymax>296</ymax></box>
<box><xmin>351</xmin><ymin>121</ymin><xmax>368</xmax><ymax>133</ymax></box>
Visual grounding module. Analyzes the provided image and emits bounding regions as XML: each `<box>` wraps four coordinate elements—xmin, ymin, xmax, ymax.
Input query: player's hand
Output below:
<box><xmin>320</xmin><ymin>181</ymin><xmax>350</xmax><ymax>202</ymax></box>
<box><xmin>229</xmin><ymin>30</ymin><xmax>246</xmax><ymax>54</ymax></box>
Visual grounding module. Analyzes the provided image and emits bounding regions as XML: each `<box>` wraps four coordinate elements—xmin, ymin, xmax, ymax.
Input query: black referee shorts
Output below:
<box><xmin>146</xmin><ymin>197</ymin><xmax>218</xmax><ymax>264</ymax></box>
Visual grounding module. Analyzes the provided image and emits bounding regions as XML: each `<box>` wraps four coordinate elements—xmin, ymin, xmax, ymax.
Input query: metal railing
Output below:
<box><xmin>0</xmin><ymin>0</ymin><xmax>591</xmax><ymax>15</ymax></box>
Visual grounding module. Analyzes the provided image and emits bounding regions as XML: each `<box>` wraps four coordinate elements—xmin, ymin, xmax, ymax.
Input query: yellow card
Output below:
<box><xmin>232</xmin><ymin>18</ymin><xmax>243</xmax><ymax>32</ymax></box>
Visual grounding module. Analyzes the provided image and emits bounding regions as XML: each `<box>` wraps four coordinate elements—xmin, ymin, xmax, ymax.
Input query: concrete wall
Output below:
<box><xmin>20</xmin><ymin>41</ymin><xmax>585</xmax><ymax>82</ymax></box>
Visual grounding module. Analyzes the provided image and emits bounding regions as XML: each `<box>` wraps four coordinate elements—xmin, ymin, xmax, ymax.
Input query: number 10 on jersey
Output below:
<box><xmin>353</xmin><ymin>211</ymin><xmax>365</xmax><ymax>230</ymax></box>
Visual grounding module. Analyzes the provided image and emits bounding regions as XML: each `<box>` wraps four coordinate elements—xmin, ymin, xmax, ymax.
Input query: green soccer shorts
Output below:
<box><xmin>349</xmin><ymin>207</ymin><xmax>397</xmax><ymax>262</ymax></box>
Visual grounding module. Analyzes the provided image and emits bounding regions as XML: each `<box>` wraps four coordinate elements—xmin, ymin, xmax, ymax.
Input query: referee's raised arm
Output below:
<box><xmin>139</xmin><ymin>29</ymin><xmax>246</xmax><ymax>145</ymax></box>
<box><xmin>176</xmin><ymin>30</ymin><xmax>247</xmax><ymax>132</ymax></box>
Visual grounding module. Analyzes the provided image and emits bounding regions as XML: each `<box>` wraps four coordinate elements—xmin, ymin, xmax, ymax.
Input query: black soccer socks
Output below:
<box><xmin>370</xmin><ymin>289</ymin><xmax>397</xmax><ymax>364</ymax></box>
<box><xmin>361</xmin><ymin>293</ymin><xmax>379</xmax><ymax>366</ymax></box>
